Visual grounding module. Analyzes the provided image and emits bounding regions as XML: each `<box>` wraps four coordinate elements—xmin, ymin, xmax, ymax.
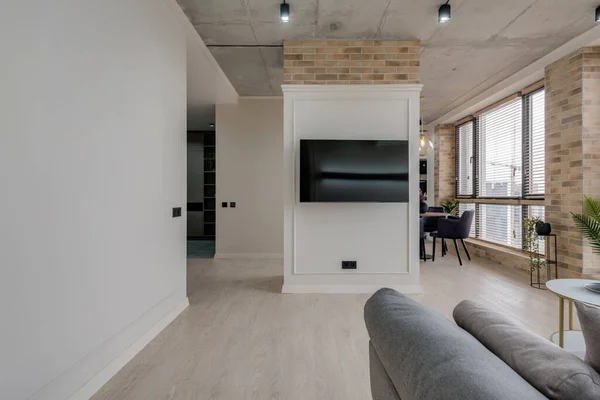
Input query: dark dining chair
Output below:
<box><xmin>419</xmin><ymin>217</ymin><xmax>427</xmax><ymax>262</ymax></box>
<box><xmin>423</xmin><ymin>206</ymin><xmax>447</xmax><ymax>254</ymax></box>
<box><xmin>431</xmin><ymin>210</ymin><xmax>474</xmax><ymax>266</ymax></box>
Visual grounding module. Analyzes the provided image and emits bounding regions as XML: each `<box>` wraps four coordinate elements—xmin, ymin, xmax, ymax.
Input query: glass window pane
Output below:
<box><xmin>477</xmin><ymin>99</ymin><xmax>522</xmax><ymax>197</ymax></box>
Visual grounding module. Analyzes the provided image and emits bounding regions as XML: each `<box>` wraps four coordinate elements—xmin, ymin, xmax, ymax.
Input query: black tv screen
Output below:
<box><xmin>300</xmin><ymin>140</ymin><xmax>409</xmax><ymax>203</ymax></box>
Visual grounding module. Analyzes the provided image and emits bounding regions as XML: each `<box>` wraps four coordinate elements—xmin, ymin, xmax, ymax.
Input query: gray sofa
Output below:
<box><xmin>365</xmin><ymin>288</ymin><xmax>600</xmax><ymax>400</ymax></box>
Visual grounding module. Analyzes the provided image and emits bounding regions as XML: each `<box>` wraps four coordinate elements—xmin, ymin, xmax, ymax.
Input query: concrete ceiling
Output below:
<box><xmin>167</xmin><ymin>0</ymin><xmax>238</xmax><ymax>132</ymax></box>
<box><xmin>176</xmin><ymin>0</ymin><xmax>599</xmax><ymax>123</ymax></box>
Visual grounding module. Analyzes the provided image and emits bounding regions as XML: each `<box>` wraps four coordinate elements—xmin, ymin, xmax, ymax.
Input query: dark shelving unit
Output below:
<box><xmin>203</xmin><ymin>132</ymin><xmax>216</xmax><ymax>239</ymax></box>
<box><xmin>419</xmin><ymin>159</ymin><xmax>428</xmax><ymax>194</ymax></box>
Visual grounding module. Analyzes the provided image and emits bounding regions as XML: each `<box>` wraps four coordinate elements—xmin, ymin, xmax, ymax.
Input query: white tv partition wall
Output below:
<box><xmin>282</xmin><ymin>85</ymin><xmax>423</xmax><ymax>294</ymax></box>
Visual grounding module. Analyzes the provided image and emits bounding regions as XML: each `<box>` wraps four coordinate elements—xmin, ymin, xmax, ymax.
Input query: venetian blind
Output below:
<box><xmin>523</xmin><ymin>89</ymin><xmax>545</xmax><ymax>198</ymax></box>
<box><xmin>477</xmin><ymin>98</ymin><xmax>523</xmax><ymax>197</ymax></box>
<box><xmin>478</xmin><ymin>204</ymin><xmax>523</xmax><ymax>249</ymax></box>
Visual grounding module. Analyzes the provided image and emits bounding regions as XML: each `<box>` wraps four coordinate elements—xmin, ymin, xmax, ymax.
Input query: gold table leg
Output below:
<box><xmin>559</xmin><ymin>297</ymin><xmax>565</xmax><ymax>348</ymax></box>
<box><xmin>569</xmin><ymin>300</ymin><xmax>574</xmax><ymax>331</ymax></box>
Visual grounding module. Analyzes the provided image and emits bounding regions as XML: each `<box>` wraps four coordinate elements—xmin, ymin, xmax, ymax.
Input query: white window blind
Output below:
<box><xmin>524</xmin><ymin>90</ymin><xmax>545</xmax><ymax>197</ymax></box>
<box><xmin>456</xmin><ymin>122</ymin><xmax>474</xmax><ymax>196</ymax></box>
<box><xmin>478</xmin><ymin>204</ymin><xmax>522</xmax><ymax>248</ymax></box>
<box><xmin>477</xmin><ymin>99</ymin><xmax>522</xmax><ymax>197</ymax></box>
<box><xmin>459</xmin><ymin>203</ymin><xmax>476</xmax><ymax>238</ymax></box>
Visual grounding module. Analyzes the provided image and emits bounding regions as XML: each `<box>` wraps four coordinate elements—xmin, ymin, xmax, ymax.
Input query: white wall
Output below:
<box><xmin>282</xmin><ymin>85</ymin><xmax>422</xmax><ymax>293</ymax></box>
<box><xmin>0</xmin><ymin>1</ymin><xmax>188</xmax><ymax>399</ymax></box>
<box><xmin>215</xmin><ymin>99</ymin><xmax>284</xmax><ymax>258</ymax></box>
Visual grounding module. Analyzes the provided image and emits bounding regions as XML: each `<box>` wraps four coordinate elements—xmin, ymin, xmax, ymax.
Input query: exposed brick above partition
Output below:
<box><xmin>434</xmin><ymin>124</ymin><xmax>455</xmax><ymax>205</ymax></box>
<box><xmin>545</xmin><ymin>46</ymin><xmax>600</xmax><ymax>275</ymax></box>
<box><xmin>283</xmin><ymin>41</ymin><xmax>420</xmax><ymax>84</ymax></box>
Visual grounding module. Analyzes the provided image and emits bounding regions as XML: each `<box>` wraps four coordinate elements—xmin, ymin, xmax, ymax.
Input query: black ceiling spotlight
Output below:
<box><xmin>596</xmin><ymin>6</ymin><xmax>600</xmax><ymax>22</ymax></box>
<box><xmin>439</xmin><ymin>1</ymin><xmax>451</xmax><ymax>23</ymax></box>
<box><xmin>280</xmin><ymin>1</ymin><xmax>290</xmax><ymax>23</ymax></box>
<box><xmin>209</xmin><ymin>123</ymin><xmax>215</xmax><ymax>128</ymax></box>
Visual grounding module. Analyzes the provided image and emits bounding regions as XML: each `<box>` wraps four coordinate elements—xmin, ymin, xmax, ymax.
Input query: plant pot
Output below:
<box><xmin>420</xmin><ymin>201</ymin><xmax>428</xmax><ymax>214</ymax></box>
<box><xmin>536</xmin><ymin>222</ymin><xmax>552</xmax><ymax>236</ymax></box>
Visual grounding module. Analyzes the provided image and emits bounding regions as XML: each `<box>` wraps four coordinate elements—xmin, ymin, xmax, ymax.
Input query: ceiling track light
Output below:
<box><xmin>280</xmin><ymin>1</ymin><xmax>290</xmax><ymax>23</ymax></box>
<box><xmin>596</xmin><ymin>6</ymin><xmax>600</xmax><ymax>22</ymax></box>
<box><xmin>439</xmin><ymin>1</ymin><xmax>451</xmax><ymax>23</ymax></box>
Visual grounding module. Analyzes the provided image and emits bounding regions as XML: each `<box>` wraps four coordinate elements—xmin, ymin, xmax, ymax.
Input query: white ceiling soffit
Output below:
<box><xmin>164</xmin><ymin>0</ymin><xmax>238</xmax><ymax>131</ymax></box>
<box><xmin>431</xmin><ymin>24</ymin><xmax>600</xmax><ymax>126</ymax></box>
<box><xmin>175</xmin><ymin>0</ymin><xmax>600</xmax><ymax>124</ymax></box>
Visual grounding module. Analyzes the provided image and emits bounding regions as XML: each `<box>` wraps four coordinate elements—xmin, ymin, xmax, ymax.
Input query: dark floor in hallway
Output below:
<box><xmin>187</xmin><ymin>240</ymin><xmax>215</xmax><ymax>258</ymax></box>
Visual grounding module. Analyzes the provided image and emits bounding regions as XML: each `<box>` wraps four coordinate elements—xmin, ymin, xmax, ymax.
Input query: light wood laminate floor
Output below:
<box><xmin>92</xmin><ymin>247</ymin><xmax>566</xmax><ymax>400</ymax></box>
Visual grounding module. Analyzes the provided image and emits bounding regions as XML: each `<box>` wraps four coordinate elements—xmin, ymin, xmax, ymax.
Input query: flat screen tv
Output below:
<box><xmin>299</xmin><ymin>139</ymin><xmax>409</xmax><ymax>203</ymax></box>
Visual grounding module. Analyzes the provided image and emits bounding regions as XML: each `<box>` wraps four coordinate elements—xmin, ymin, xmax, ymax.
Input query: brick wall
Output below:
<box><xmin>434</xmin><ymin>124</ymin><xmax>455</xmax><ymax>205</ymax></box>
<box><xmin>581</xmin><ymin>47</ymin><xmax>600</xmax><ymax>274</ymax></box>
<box><xmin>545</xmin><ymin>46</ymin><xmax>600</xmax><ymax>275</ymax></box>
<box><xmin>465</xmin><ymin>239</ymin><xmax>582</xmax><ymax>279</ymax></box>
<box><xmin>283</xmin><ymin>41</ymin><xmax>420</xmax><ymax>84</ymax></box>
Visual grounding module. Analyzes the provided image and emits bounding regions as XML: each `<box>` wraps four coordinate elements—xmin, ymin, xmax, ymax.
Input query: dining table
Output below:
<box><xmin>420</xmin><ymin>212</ymin><xmax>450</xmax><ymax>218</ymax></box>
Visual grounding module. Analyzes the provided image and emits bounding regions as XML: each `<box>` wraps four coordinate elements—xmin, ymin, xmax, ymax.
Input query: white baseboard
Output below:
<box><xmin>29</xmin><ymin>293</ymin><xmax>189</xmax><ymax>400</ymax></box>
<box><xmin>215</xmin><ymin>253</ymin><xmax>283</xmax><ymax>259</ymax></box>
<box><xmin>281</xmin><ymin>284</ymin><xmax>423</xmax><ymax>294</ymax></box>
<box><xmin>70</xmin><ymin>297</ymin><xmax>189</xmax><ymax>400</ymax></box>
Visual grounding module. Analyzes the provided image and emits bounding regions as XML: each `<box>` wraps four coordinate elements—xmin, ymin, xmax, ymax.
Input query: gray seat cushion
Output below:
<box><xmin>364</xmin><ymin>288</ymin><xmax>546</xmax><ymax>400</ymax></box>
<box><xmin>454</xmin><ymin>300</ymin><xmax>600</xmax><ymax>400</ymax></box>
<box><xmin>575</xmin><ymin>301</ymin><xmax>600</xmax><ymax>373</ymax></box>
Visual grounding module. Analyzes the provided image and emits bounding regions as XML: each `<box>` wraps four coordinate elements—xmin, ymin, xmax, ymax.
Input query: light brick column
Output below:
<box><xmin>434</xmin><ymin>124</ymin><xmax>455</xmax><ymax>205</ymax></box>
<box><xmin>545</xmin><ymin>46</ymin><xmax>600</xmax><ymax>275</ymax></box>
<box><xmin>283</xmin><ymin>40</ymin><xmax>420</xmax><ymax>84</ymax></box>
<box><xmin>433</xmin><ymin>124</ymin><xmax>456</xmax><ymax>205</ymax></box>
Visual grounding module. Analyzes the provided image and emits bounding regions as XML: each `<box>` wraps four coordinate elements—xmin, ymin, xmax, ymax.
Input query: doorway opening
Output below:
<box><xmin>187</xmin><ymin>131</ymin><xmax>215</xmax><ymax>258</ymax></box>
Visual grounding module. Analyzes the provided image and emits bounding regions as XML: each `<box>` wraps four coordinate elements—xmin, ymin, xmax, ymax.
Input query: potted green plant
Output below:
<box><xmin>524</xmin><ymin>217</ymin><xmax>545</xmax><ymax>277</ymax></box>
<box><xmin>571</xmin><ymin>196</ymin><xmax>600</xmax><ymax>255</ymax></box>
<box><xmin>441</xmin><ymin>199</ymin><xmax>459</xmax><ymax>216</ymax></box>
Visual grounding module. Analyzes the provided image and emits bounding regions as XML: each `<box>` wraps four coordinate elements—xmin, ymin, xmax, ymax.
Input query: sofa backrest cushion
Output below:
<box><xmin>575</xmin><ymin>301</ymin><xmax>600</xmax><ymax>374</ymax></box>
<box><xmin>454</xmin><ymin>300</ymin><xmax>600</xmax><ymax>400</ymax></box>
<box><xmin>364</xmin><ymin>289</ymin><xmax>546</xmax><ymax>400</ymax></box>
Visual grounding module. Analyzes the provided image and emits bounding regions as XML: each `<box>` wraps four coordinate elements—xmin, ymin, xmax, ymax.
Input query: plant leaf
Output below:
<box><xmin>584</xmin><ymin>196</ymin><xmax>600</xmax><ymax>221</ymax></box>
<box><xmin>572</xmin><ymin>212</ymin><xmax>600</xmax><ymax>255</ymax></box>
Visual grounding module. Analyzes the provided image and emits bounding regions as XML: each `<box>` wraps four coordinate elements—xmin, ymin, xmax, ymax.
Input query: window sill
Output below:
<box><xmin>464</xmin><ymin>238</ymin><xmax>529</xmax><ymax>260</ymax></box>
<box><xmin>456</xmin><ymin>198</ymin><xmax>545</xmax><ymax>206</ymax></box>
<box><xmin>464</xmin><ymin>238</ymin><xmax>586</xmax><ymax>278</ymax></box>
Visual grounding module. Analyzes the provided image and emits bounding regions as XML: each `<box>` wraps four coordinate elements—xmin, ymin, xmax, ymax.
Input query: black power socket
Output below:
<box><xmin>342</xmin><ymin>261</ymin><xmax>357</xmax><ymax>270</ymax></box>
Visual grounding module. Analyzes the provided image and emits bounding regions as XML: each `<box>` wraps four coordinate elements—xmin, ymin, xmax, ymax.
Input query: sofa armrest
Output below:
<box><xmin>364</xmin><ymin>288</ymin><xmax>545</xmax><ymax>400</ymax></box>
<box><xmin>370</xmin><ymin>341</ymin><xmax>401</xmax><ymax>400</ymax></box>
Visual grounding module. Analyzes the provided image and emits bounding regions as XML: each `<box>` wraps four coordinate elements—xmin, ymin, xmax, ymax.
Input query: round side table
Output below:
<box><xmin>546</xmin><ymin>279</ymin><xmax>600</xmax><ymax>358</ymax></box>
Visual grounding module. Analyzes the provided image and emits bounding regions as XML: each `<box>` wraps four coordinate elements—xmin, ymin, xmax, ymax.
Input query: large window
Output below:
<box><xmin>455</xmin><ymin>88</ymin><xmax>545</xmax><ymax>250</ymax></box>
<box><xmin>477</xmin><ymin>98</ymin><xmax>522</xmax><ymax>198</ymax></box>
